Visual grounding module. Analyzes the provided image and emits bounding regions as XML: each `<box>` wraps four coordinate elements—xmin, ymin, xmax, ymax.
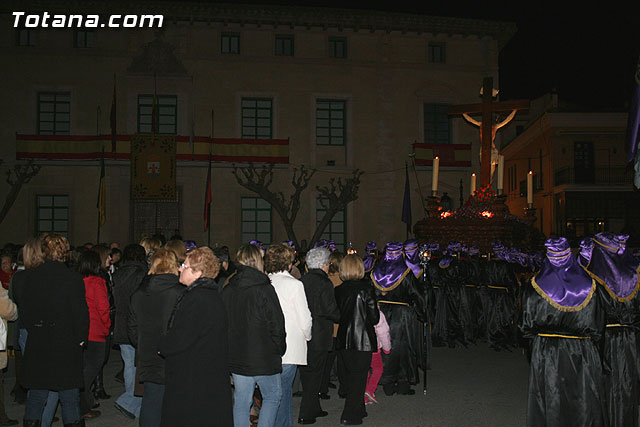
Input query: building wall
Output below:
<box><xmin>502</xmin><ymin>106</ymin><xmax>630</xmax><ymax>241</ymax></box>
<box><xmin>0</xmin><ymin>4</ymin><xmax>514</xmax><ymax>251</ymax></box>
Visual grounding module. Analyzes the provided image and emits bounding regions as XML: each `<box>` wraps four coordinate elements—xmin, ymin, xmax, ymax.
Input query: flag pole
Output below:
<box><xmin>207</xmin><ymin>148</ymin><xmax>212</xmax><ymax>247</ymax></box>
<box><xmin>207</xmin><ymin>109</ymin><xmax>214</xmax><ymax>246</ymax></box>
<box><xmin>97</xmin><ymin>148</ymin><xmax>105</xmax><ymax>244</ymax></box>
<box><xmin>96</xmin><ymin>108</ymin><xmax>102</xmax><ymax>243</ymax></box>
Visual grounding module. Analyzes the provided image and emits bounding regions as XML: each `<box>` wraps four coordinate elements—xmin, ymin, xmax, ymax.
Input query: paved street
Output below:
<box><xmin>4</xmin><ymin>343</ymin><xmax>529</xmax><ymax>426</ymax></box>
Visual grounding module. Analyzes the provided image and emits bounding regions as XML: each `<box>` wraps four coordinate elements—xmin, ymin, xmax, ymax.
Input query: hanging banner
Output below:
<box><xmin>130</xmin><ymin>134</ymin><xmax>177</xmax><ymax>200</ymax></box>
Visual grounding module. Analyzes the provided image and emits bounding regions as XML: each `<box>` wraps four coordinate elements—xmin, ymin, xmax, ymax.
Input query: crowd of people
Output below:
<box><xmin>0</xmin><ymin>230</ymin><xmax>638</xmax><ymax>427</ymax></box>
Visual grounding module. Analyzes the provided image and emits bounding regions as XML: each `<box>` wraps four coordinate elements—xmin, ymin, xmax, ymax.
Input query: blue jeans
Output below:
<box><xmin>275</xmin><ymin>365</ymin><xmax>297</xmax><ymax>427</ymax></box>
<box><xmin>115</xmin><ymin>344</ymin><xmax>142</xmax><ymax>417</ymax></box>
<box><xmin>20</xmin><ymin>328</ymin><xmax>59</xmax><ymax>427</ymax></box>
<box><xmin>232</xmin><ymin>373</ymin><xmax>282</xmax><ymax>427</ymax></box>
<box><xmin>139</xmin><ymin>382</ymin><xmax>164</xmax><ymax>427</ymax></box>
<box><xmin>24</xmin><ymin>389</ymin><xmax>80</xmax><ymax>424</ymax></box>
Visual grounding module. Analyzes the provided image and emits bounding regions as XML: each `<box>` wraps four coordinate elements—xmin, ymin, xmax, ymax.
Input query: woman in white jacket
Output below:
<box><xmin>265</xmin><ymin>243</ymin><xmax>313</xmax><ymax>427</ymax></box>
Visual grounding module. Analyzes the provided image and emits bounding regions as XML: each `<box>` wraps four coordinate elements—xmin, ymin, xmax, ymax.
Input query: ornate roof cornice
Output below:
<box><xmin>3</xmin><ymin>1</ymin><xmax>517</xmax><ymax>47</ymax></box>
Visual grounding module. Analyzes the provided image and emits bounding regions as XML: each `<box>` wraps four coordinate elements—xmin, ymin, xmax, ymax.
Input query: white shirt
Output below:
<box><xmin>269</xmin><ymin>270</ymin><xmax>312</xmax><ymax>365</ymax></box>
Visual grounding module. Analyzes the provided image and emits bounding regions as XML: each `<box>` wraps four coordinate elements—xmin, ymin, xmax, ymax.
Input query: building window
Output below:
<box><xmin>241</xmin><ymin>197</ymin><xmax>271</xmax><ymax>244</ymax></box>
<box><xmin>328</xmin><ymin>37</ymin><xmax>347</xmax><ymax>58</ymax></box>
<box><xmin>221</xmin><ymin>33</ymin><xmax>240</xmax><ymax>54</ymax></box>
<box><xmin>37</xmin><ymin>195</ymin><xmax>69</xmax><ymax>236</ymax></box>
<box><xmin>317</xmin><ymin>198</ymin><xmax>346</xmax><ymax>252</ymax></box>
<box><xmin>423</xmin><ymin>103</ymin><xmax>450</xmax><ymax>144</ymax></box>
<box><xmin>242</xmin><ymin>98</ymin><xmax>272</xmax><ymax>139</ymax></box>
<box><xmin>316</xmin><ymin>100</ymin><xmax>345</xmax><ymax>146</ymax></box>
<box><xmin>74</xmin><ymin>29</ymin><xmax>94</xmax><ymax>48</ymax></box>
<box><xmin>275</xmin><ymin>34</ymin><xmax>294</xmax><ymax>56</ymax></box>
<box><xmin>428</xmin><ymin>42</ymin><xmax>446</xmax><ymax>63</ymax></box>
<box><xmin>137</xmin><ymin>95</ymin><xmax>177</xmax><ymax>134</ymax></box>
<box><xmin>38</xmin><ymin>92</ymin><xmax>70</xmax><ymax>135</ymax></box>
<box><xmin>16</xmin><ymin>28</ymin><xmax>35</xmax><ymax>46</ymax></box>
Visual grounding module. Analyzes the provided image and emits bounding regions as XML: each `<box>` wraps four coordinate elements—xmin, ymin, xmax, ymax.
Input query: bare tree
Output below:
<box><xmin>0</xmin><ymin>160</ymin><xmax>41</xmax><ymax>226</ymax></box>
<box><xmin>231</xmin><ymin>164</ymin><xmax>363</xmax><ymax>250</ymax></box>
<box><xmin>232</xmin><ymin>163</ymin><xmax>315</xmax><ymax>249</ymax></box>
<box><xmin>310</xmin><ymin>169</ymin><xmax>364</xmax><ymax>246</ymax></box>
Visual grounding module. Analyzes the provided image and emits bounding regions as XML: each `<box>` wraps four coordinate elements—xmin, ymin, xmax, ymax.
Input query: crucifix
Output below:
<box><xmin>448</xmin><ymin>77</ymin><xmax>529</xmax><ymax>187</ymax></box>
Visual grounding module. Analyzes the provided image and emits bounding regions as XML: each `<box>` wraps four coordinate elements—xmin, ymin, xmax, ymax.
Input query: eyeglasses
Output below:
<box><xmin>180</xmin><ymin>263</ymin><xmax>191</xmax><ymax>269</ymax></box>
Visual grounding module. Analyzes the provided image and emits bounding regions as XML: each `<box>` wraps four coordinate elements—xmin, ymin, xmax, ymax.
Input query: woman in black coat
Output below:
<box><xmin>159</xmin><ymin>246</ymin><xmax>232</xmax><ymax>426</ymax></box>
<box><xmin>13</xmin><ymin>233</ymin><xmax>89</xmax><ymax>427</ymax></box>
<box><xmin>222</xmin><ymin>244</ymin><xmax>286</xmax><ymax>427</ymax></box>
<box><xmin>128</xmin><ymin>248</ymin><xmax>183</xmax><ymax>427</ymax></box>
<box><xmin>335</xmin><ymin>254</ymin><xmax>380</xmax><ymax>426</ymax></box>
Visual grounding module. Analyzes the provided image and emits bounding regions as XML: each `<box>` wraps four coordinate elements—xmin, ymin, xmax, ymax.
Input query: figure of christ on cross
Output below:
<box><xmin>448</xmin><ymin>77</ymin><xmax>529</xmax><ymax>188</ymax></box>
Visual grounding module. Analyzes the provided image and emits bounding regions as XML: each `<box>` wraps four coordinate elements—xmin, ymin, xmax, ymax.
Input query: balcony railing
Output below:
<box><xmin>553</xmin><ymin>166</ymin><xmax>630</xmax><ymax>186</ymax></box>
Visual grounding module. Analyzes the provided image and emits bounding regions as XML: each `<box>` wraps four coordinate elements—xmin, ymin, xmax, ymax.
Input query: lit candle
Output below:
<box><xmin>431</xmin><ymin>157</ymin><xmax>440</xmax><ymax>193</ymax></box>
<box><xmin>527</xmin><ymin>171</ymin><xmax>533</xmax><ymax>205</ymax></box>
<box><xmin>470</xmin><ymin>173</ymin><xmax>476</xmax><ymax>194</ymax></box>
<box><xmin>497</xmin><ymin>155</ymin><xmax>504</xmax><ymax>191</ymax></box>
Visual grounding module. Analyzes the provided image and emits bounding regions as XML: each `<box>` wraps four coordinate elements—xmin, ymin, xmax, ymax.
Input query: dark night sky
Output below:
<box><xmin>225</xmin><ymin>1</ymin><xmax>640</xmax><ymax>110</ymax></box>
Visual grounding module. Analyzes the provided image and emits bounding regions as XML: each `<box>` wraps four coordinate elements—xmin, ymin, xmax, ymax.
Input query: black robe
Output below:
<box><xmin>481</xmin><ymin>259</ymin><xmax>519</xmax><ymax>350</ymax></box>
<box><xmin>158</xmin><ymin>277</ymin><xmax>232</xmax><ymax>427</ymax></box>
<box><xmin>594</xmin><ymin>282</ymin><xmax>640</xmax><ymax>427</ymax></box>
<box><xmin>520</xmin><ymin>281</ymin><xmax>606</xmax><ymax>427</ymax></box>
<box><xmin>375</xmin><ymin>272</ymin><xmax>426</xmax><ymax>386</ymax></box>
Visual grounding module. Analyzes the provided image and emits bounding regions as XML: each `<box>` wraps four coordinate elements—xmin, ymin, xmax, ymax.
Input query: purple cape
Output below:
<box><xmin>587</xmin><ymin>233</ymin><xmax>640</xmax><ymax>300</ymax></box>
<box><xmin>533</xmin><ymin>237</ymin><xmax>595</xmax><ymax>310</ymax></box>
<box><xmin>372</xmin><ymin>242</ymin><xmax>411</xmax><ymax>291</ymax></box>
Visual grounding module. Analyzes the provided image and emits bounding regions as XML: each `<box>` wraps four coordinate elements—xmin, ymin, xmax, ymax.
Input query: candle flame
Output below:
<box><xmin>480</xmin><ymin>211</ymin><xmax>494</xmax><ymax>218</ymax></box>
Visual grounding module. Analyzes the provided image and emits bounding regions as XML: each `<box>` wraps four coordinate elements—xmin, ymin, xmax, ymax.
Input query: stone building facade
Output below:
<box><xmin>0</xmin><ymin>1</ymin><xmax>516</xmax><ymax>251</ymax></box>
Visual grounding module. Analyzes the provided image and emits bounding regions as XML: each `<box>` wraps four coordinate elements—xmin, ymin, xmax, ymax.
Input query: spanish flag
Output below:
<box><xmin>97</xmin><ymin>149</ymin><xmax>106</xmax><ymax>225</ymax></box>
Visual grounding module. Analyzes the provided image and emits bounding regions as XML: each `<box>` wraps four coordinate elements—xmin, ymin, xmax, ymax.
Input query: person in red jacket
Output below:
<box><xmin>77</xmin><ymin>250</ymin><xmax>111</xmax><ymax>420</ymax></box>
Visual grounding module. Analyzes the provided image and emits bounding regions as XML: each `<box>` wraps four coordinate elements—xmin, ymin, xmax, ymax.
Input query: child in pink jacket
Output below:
<box><xmin>365</xmin><ymin>307</ymin><xmax>391</xmax><ymax>404</ymax></box>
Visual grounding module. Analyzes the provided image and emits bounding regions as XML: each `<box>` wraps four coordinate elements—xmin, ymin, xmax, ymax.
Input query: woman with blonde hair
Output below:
<box><xmin>128</xmin><ymin>248</ymin><xmax>183</xmax><ymax>427</ymax></box>
<box><xmin>14</xmin><ymin>232</ymin><xmax>89</xmax><ymax>427</ymax></box>
<box><xmin>139</xmin><ymin>237</ymin><xmax>162</xmax><ymax>266</ymax></box>
<box><xmin>163</xmin><ymin>240</ymin><xmax>187</xmax><ymax>265</ymax></box>
<box><xmin>222</xmin><ymin>244</ymin><xmax>286</xmax><ymax>427</ymax></box>
<box><xmin>335</xmin><ymin>254</ymin><xmax>379</xmax><ymax>425</ymax></box>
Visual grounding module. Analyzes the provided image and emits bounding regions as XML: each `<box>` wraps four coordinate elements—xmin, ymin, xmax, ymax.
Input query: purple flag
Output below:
<box><xmin>626</xmin><ymin>56</ymin><xmax>640</xmax><ymax>167</ymax></box>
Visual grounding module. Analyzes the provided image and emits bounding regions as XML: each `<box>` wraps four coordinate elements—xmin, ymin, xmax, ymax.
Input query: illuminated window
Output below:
<box><xmin>242</xmin><ymin>98</ymin><xmax>272</xmax><ymax>139</ymax></box>
<box><xmin>429</xmin><ymin>42</ymin><xmax>445</xmax><ymax>63</ymax></box>
<box><xmin>275</xmin><ymin>35</ymin><xmax>294</xmax><ymax>56</ymax></box>
<box><xmin>38</xmin><ymin>92</ymin><xmax>70</xmax><ymax>135</ymax></box>
<box><xmin>222</xmin><ymin>33</ymin><xmax>240</xmax><ymax>54</ymax></box>
<box><xmin>316</xmin><ymin>100</ymin><xmax>345</xmax><ymax>146</ymax></box>
<box><xmin>137</xmin><ymin>95</ymin><xmax>177</xmax><ymax>134</ymax></box>
<box><xmin>16</xmin><ymin>28</ymin><xmax>35</xmax><ymax>46</ymax></box>
<box><xmin>37</xmin><ymin>195</ymin><xmax>69</xmax><ymax>236</ymax></box>
<box><xmin>75</xmin><ymin>29</ymin><xmax>94</xmax><ymax>48</ymax></box>
<box><xmin>329</xmin><ymin>37</ymin><xmax>347</xmax><ymax>58</ymax></box>
<box><xmin>424</xmin><ymin>103</ymin><xmax>450</xmax><ymax>144</ymax></box>
<box><xmin>242</xmin><ymin>197</ymin><xmax>271</xmax><ymax>244</ymax></box>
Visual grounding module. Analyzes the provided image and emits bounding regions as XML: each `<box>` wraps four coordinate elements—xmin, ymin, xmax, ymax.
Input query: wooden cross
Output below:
<box><xmin>448</xmin><ymin>77</ymin><xmax>529</xmax><ymax>187</ymax></box>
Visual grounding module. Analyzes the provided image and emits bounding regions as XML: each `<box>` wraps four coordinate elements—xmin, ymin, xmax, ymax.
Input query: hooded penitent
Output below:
<box><xmin>532</xmin><ymin>237</ymin><xmax>595</xmax><ymax>310</ymax></box>
<box><xmin>371</xmin><ymin>242</ymin><xmax>410</xmax><ymax>291</ymax></box>
<box><xmin>587</xmin><ymin>232</ymin><xmax>640</xmax><ymax>301</ymax></box>
<box><xmin>403</xmin><ymin>239</ymin><xmax>422</xmax><ymax>278</ymax></box>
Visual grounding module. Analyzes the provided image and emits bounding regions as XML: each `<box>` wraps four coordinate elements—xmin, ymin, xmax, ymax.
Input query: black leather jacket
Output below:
<box><xmin>335</xmin><ymin>278</ymin><xmax>380</xmax><ymax>352</ymax></box>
